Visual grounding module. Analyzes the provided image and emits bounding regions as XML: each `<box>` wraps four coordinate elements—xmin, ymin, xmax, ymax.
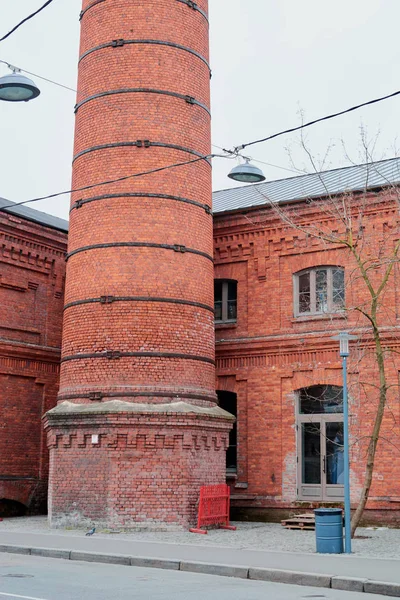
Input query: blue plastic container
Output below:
<box><xmin>314</xmin><ymin>508</ymin><xmax>343</xmax><ymax>554</ymax></box>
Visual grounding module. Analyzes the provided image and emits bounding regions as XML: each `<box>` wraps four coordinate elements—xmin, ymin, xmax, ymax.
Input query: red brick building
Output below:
<box><xmin>213</xmin><ymin>157</ymin><xmax>400</xmax><ymax>523</ymax></box>
<box><xmin>1</xmin><ymin>157</ymin><xmax>400</xmax><ymax>523</ymax></box>
<box><xmin>0</xmin><ymin>199</ymin><xmax>68</xmax><ymax>515</ymax></box>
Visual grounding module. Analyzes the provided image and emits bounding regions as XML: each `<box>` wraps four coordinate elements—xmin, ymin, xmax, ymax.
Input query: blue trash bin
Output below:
<box><xmin>314</xmin><ymin>508</ymin><xmax>343</xmax><ymax>554</ymax></box>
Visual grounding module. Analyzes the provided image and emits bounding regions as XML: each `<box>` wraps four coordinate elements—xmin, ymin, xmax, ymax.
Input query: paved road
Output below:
<box><xmin>0</xmin><ymin>554</ymin><xmax>391</xmax><ymax>600</ymax></box>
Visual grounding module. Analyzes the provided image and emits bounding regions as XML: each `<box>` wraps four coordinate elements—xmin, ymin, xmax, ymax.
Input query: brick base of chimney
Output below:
<box><xmin>44</xmin><ymin>401</ymin><xmax>233</xmax><ymax>530</ymax></box>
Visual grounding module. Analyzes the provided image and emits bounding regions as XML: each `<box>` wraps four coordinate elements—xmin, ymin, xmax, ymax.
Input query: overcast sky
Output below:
<box><xmin>0</xmin><ymin>0</ymin><xmax>399</xmax><ymax>220</ymax></box>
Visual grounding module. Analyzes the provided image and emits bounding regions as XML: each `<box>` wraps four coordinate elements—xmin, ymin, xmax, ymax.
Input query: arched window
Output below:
<box><xmin>214</xmin><ymin>280</ymin><xmax>237</xmax><ymax>323</ymax></box>
<box><xmin>294</xmin><ymin>266</ymin><xmax>345</xmax><ymax>316</ymax></box>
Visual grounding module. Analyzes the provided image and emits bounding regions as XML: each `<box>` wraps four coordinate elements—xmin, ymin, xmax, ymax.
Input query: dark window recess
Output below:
<box><xmin>217</xmin><ymin>391</ymin><xmax>237</xmax><ymax>472</ymax></box>
<box><xmin>295</xmin><ymin>267</ymin><xmax>345</xmax><ymax>316</ymax></box>
<box><xmin>214</xmin><ymin>280</ymin><xmax>237</xmax><ymax>323</ymax></box>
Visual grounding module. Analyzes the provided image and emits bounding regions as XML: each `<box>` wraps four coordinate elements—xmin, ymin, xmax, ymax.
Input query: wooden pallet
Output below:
<box><xmin>281</xmin><ymin>513</ymin><xmax>315</xmax><ymax>530</ymax></box>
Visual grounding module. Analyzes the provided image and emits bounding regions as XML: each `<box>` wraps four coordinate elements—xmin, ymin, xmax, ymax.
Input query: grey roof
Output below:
<box><xmin>213</xmin><ymin>156</ymin><xmax>400</xmax><ymax>214</ymax></box>
<box><xmin>0</xmin><ymin>198</ymin><xmax>69</xmax><ymax>232</ymax></box>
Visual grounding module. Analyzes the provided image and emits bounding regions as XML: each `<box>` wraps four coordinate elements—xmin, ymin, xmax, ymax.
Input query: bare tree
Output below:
<box><xmin>246</xmin><ymin>139</ymin><xmax>400</xmax><ymax>535</ymax></box>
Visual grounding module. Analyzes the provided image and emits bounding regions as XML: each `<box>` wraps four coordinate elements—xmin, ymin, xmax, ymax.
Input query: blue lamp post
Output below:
<box><xmin>332</xmin><ymin>331</ymin><xmax>357</xmax><ymax>554</ymax></box>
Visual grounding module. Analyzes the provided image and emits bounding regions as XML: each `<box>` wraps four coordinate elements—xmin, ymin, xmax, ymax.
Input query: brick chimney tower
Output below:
<box><xmin>44</xmin><ymin>0</ymin><xmax>233</xmax><ymax>529</ymax></box>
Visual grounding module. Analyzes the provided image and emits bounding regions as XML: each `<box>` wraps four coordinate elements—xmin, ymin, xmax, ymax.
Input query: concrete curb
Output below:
<box><xmin>0</xmin><ymin>544</ymin><xmax>399</xmax><ymax>596</ymax></box>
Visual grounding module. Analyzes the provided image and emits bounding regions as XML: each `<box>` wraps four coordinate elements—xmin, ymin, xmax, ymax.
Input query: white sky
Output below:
<box><xmin>0</xmin><ymin>0</ymin><xmax>399</xmax><ymax>220</ymax></box>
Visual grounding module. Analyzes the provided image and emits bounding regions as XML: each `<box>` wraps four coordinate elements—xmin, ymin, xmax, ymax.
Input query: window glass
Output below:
<box><xmin>214</xmin><ymin>280</ymin><xmax>237</xmax><ymax>323</ymax></box>
<box><xmin>227</xmin><ymin>281</ymin><xmax>237</xmax><ymax>321</ymax></box>
<box><xmin>326</xmin><ymin>422</ymin><xmax>344</xmax><ymax>485</ymax></box>
<box><xmin>295</xmin><ymin>267</ymin><xmax>344</xmax><ymax>316</ymax></box>
<box><xmin>299</xmin><ymin>385</ymin><xmax>343</xmax><ymax>414</ymax></box>
<box><xmin>302</xmin><ymin>423</ymin><xmax>321</xmax><ymax>484</ymax></box>
<box><xmin>214</xmin><ymin>281</ymin><xmax>223</xmax><ymax>321</ymax></box>
<box><xmin>332</xmin><ymin>268</ymin><xmax>345</xmax><ymax>309</ymax></box>
<box><xmin>298</xmin><ymin>272</ymin><xmax>311</xmax><ymax>313</ymax></box>
<box><xmin>315</xmin><ymin>269</ymin><xmax>328</xmax><ymax>312</ymax></box>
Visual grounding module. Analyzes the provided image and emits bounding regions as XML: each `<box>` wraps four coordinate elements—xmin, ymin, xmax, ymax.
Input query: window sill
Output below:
<box><xmin>215</xmin><ymin>322</ymin><xmax>238</xmax><ymax>330</ymax></box>
<box><xmin>292</xmin><ymin>313</ymin><xmax>347</xmax><ymax>324</ymax></box>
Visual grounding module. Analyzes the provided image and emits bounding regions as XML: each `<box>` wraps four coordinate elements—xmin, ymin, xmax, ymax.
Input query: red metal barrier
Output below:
<box><xmin>189</xmin><ymin>484</ymin><xmax>237</xmax><ymax>534</ymax></box>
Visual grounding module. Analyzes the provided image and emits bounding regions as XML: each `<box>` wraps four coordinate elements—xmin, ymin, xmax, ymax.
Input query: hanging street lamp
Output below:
<box><xmin>228</xmin><ymin>158</ymin><xmax>266</xmax><ymax>183</ymax></box>
<box><xmin>0</xmin><ymin>68</ymin><xmax>40</xmax><ymax>103</ymax></box>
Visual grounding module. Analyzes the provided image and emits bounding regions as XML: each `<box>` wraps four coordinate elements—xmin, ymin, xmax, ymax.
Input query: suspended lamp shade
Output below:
<box><xmin>228</xmin><ymin>161</ymin><xmax>266</xmax><ymax>183</ymax></box>
<box><xmin>0</xmin><ymin>72</ymin><xmax>40</xmax><ymax>102</ymax></box>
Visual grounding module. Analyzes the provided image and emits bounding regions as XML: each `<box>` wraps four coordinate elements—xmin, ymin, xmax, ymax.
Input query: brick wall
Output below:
<box><xmin>0</xmin><ymin>210</ymin><xmax>67</xmax><ymax>513</ymax></box>
<box><xmin>214</xmin><ymin>188</ymin><xmax>400</xmax><ymax>518</ymax></box>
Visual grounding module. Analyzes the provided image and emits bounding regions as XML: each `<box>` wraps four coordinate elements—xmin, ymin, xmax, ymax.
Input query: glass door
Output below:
<box><xmin>324</xmin><ymin>421</ymin><xmax>344</xmax><ymax>499</ymax></box>
<box><xmin>300</xmin><ymin>422</ymin><xmax>322</xmax><ymax>499</ymax></box>
<box><xmin>297</xmin><ymin>386</ymin><xmax>344</xmax><ymax>501</ymax></box>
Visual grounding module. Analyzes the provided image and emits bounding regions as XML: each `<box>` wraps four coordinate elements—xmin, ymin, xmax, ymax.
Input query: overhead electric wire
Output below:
<box><xmin>1</xmin><ymin>53</ymin><xmax>399</xmax><ymax>213</ymax></box>
<box><xmin>211</xmin><ymin>144</ymin><xmax>301</xmax><ymax>174</ymax></box>
<box><xmin>0</xmin><ymin>59</ymin><xmax>76</xmax><ymax>92</ymax></box>
<box><xmin>233</xmin><ymin>89</ymin><xmax>400</xmax><ymax>153</ymax></box>
<box><xmin>0</xmin><ymin>0</ymin><xmax>57</xmax><ymax>43</ymax></box>
<box><xmin>0</xmin><ymin>154</ymin><xmax>231</xmax><ymax>214</ymax></box>
<box><xmin>2</xmin><ymin>56</ymin><xmax>399</xmax><ymax>153</ymax></box>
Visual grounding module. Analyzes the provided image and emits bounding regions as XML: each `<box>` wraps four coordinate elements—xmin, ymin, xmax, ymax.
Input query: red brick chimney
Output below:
<box><xmin>44</xmin><ymin>0</ymin><xmax>233</xmax><ymax>529</ymax></box>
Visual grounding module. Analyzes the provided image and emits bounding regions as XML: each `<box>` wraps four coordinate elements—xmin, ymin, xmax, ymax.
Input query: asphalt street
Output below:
<box><xmin>0</xmin><ymin>554</ymin><xmax>391</xmax><ymax>600</ymax></box>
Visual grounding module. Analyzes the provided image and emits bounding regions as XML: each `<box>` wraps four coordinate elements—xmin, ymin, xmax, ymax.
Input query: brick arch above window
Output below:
<box><xmin>293</xmin><ymin>266</ymin><xmax>345</xmax><ymax>317</ymax></box>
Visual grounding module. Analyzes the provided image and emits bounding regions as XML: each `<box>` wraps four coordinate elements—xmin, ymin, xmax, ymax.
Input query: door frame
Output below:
<box><xmin>297</xmin><ymin>412</ymin><xmax>344</xmax><ymax>501</ymax></box>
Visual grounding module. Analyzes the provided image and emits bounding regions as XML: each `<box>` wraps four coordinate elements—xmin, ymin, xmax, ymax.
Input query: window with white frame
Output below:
<box><xmin>214</xmin><ymin>280</ymin><xmax>237</xmax><ymax>323</ymax></box>
<box><xmin>294</xmin><ymin>267</ymin><xmax>345</xmax><ymax>316</ymax></box>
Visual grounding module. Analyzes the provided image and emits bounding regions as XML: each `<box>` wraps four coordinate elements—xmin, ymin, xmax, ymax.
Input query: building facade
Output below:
<box><xmin>213</xmin><ymin>157</ymin><xmax>400</xmax><ymax>524</ymax></box>
<box><xmin>0</xmin><ymin>199</ymin><xmax>68</xmax><ymax>515</ymax></box>
<box><xmin>2</xmin><ymin>157</ymin><xmax>400</xmax><ymax>524</ymax></box>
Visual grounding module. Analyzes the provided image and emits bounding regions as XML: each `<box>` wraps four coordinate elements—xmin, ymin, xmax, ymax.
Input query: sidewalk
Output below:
<box><xmin>1</xmin><ymin>519</ymin><xmax>400</xmax><ymax>596</ymax></box>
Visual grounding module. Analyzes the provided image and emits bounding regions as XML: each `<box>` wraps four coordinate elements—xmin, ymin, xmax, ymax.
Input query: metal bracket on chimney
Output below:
<box><xmin>135</xmin><ymin>140</ymin><xmax>151</xmax><ymax>148</ymax></box>
<box><xmin>106</xmin><ymin>351</ymin><xmax>121</xmax><ymax>360</ymax></box>
<box><xmin>173</xmin><ymin>245</ymin><xmax>187</xmax><ymax>253</ymax></box>
<box><xmin>112</xmin><ymin>39</ymin><xmax>125</xmax><ymax>47</ymax></box>
<box><xmin>100</xmin><ymin>295</ymin><xmax>115</xmax><ymax>304</ymax></box>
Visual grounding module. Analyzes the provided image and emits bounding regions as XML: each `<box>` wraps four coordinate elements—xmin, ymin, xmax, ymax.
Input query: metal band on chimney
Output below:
<box><xmin>74</xmin><ymin>88</ymin><xmax>210</xmax><ymax>116</ymax></box>
<box><xmin>176</xmin><ymin>0</ymin><xmax>209</xmax><ymax>22</ymax></box>
<box><xmin>79</xmin><ymin>39</ymin><xmax>211</xmax><ymax>72</ymax></box>
<box><xmin>66</xmin><ymin>242</ymin><xmax>214</xmax><ymax>262</ymax></box>
<box><xmin>70</xmin><ymin>193</ymin><xmax>212</xmax><ymax>214</ymax></box>
<box><xmin>80</xmin><ymin>1</ymin><xmax>209</xmax><ymax>23</ymax></box>
<box><xmin>79</xmin><ymin>0</ymin><xmax>106</xmax><ymax>20</ymax></box>
<box><xmin>64</xmin><ymin>296</ymin><xmax>215</xmax><ymax>313</ymax></box>
<box><xmin>61</xmin><ymin>351</ymin><xmax>215</xmax><ymax>365</ymax></box>
<box><xmin>72</xmin><ymin>141</ymin><xmax>212</xmax><ymax>165</ymax></box>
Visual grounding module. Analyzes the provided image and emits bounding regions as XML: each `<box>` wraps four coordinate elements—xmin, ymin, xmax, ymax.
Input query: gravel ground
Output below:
<box><xmin>1</xmin><ymin>516</ymin><xmax>399</xmax><ymax>558</ymax></box>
